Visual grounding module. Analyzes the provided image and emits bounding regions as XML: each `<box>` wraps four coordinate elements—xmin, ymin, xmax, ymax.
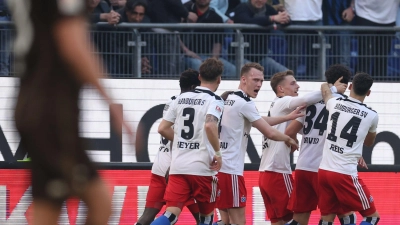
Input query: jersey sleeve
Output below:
<box><xmin>207</xmin><ymin>99</ymin><xmax>224</xmax><ymax>122</ymax></box>
<box><xmin>163</xmin><ymin>97</ymin><xmax>178</xmax><ymax>123</ymax></box>
<box><xmin>241</xmin><ymin>101</ymin><xmax>262</xmax><ymax>123</ymax></box>
<box><xmin>368</xmin><ymin>113</ymin><xmax>379</xmax><ymax>133</ymax></box>
<box><xmin>325</xmin><ymin>97</ymin><xmax>337</xmax><ymax>112</ymax></box>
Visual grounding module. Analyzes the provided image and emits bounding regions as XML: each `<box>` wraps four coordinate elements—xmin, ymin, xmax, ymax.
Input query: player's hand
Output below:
<box><xmin>285</xmin><ymin>137</ymin><xmax>298</xmax><ymax>152</ymax></box>
<box><xmin>220</xmin><ymin>91</ymin><xmax>234</xmax><ymax>101</ymax></box>
<box><xmin>342</xmin><ymin>7</ymin><xmax>355</xmax><ymax>22</ymax></box>
<box><xmin>210</xmin><ymin>154</ymin><xmax>222</xmax><ymax>171</ymax></box>
<box><xmin>333</xmin><ymin>76</ymin><xmax>348</xmax><ymax>94</ymax></box>
<box><xmin>288</xmin><ymin>105</ymin><xmax>306</xmax><ymax>120</ymax></box>
<box><xmin>358</xmin><ymin>157</ymin><xmax>368</xmax><ymax>169</ymax></box>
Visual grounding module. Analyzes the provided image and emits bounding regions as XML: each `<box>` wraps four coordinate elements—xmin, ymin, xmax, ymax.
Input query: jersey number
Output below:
<box><xmin>326</xmin><ymin>112</ymin><xmax>361</xmax><ymax>147</ymax></box>
<box><xmin>303</xmin><ymin>105</ymin><xmax>328</xmax><ymax>136</ymax></box>
<box><xmin>181</xmin><ymin>108</ymin><xmax>195</xmax><ymax>140</ymax></box>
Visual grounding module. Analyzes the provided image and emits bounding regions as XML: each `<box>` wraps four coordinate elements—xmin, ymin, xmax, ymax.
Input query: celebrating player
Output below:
<box><xmin>136</xmin><ymin>69</ymin><xmax>201</xmax><ymax>225</ymax></box>
<box><xmin>318</xmin><ymin>72</ymin><xmax>380</xmax><ymax>225</ymax></box>
<box><xmin>152</xmin><ymin>58</ymin><xmax>224</xmax><ymax>225</ymax></box>
<box><xmin>215</xmin><ymin>63</ymin><xmax>300</xmax><ymax>225</ymax></box>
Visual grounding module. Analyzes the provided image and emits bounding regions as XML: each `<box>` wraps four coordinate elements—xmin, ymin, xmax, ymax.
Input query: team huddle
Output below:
<box><xmin>136</xmin><ymin>59</ymin><xmax>380</xmax><ymax>225</ymax></box>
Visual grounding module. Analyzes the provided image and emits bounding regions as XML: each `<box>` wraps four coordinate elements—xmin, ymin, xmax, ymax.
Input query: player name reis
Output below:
<box><xmin>330</xmin><ymin>144</ymin><xmax>344</xmax><ymax>154</ymax></box>
<box><xmin>177</xmin><ymin>141</ymin><xmax>200</xmax><ymax>149</ymax></box>
<box><xmin>334</xmin><ymin>103</ymin><xmax>369</xmax><ymax>118</ymax></box>
<box><xmin>177</xmin><ymin>98</ymin><xmax>205</xmax><ymax>105</ymax></box>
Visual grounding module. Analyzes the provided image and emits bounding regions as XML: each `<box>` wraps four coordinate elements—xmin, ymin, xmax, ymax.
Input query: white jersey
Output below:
<box><xmin>219</xmin><ymin>90</ymin><xmax>262</xmax><ymax>176</ymax></box>
<box><xmin>151</xmin><ymin>95</ymin><xmax>177</xmax><ymax>176</ymax></box>
<box><xmin>295</xmin><ymin>93</ymin><xmax>346</xmax><ymax>172</ymax></box>
<box><xmin>320</xmin><ymin>97</ymin><xmax>378</xmax><ymax>176</ymax></box>
<box><xmin>164</xmin><ymin>87</ymin><xmax>224</xmax><ymax>176</ymax></box>
<box><xmin>259</xmin><ymin>89</ymin><xmax>332</xmax><ymax>174</ymax></box>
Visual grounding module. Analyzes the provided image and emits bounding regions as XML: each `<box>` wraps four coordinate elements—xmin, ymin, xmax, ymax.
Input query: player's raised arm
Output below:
<box><xmin>321</xmin><ymin>82</ymin><xmax>334</xmax><ymax>104</ymax></box>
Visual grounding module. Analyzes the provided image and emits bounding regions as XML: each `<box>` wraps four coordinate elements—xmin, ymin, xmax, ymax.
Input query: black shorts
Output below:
<box><xmin>15</xmin><ymin>79</ymin><xmax>98</xmax><ymax>205</ymax></box>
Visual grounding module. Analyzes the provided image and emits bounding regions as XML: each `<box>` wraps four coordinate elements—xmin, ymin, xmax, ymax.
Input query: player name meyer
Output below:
<box><xmin>177</xmin><ymin>141</ymin><xmax>200</xmax><ymax>149</ymax></box>
<box><xmin>334</xmin><ymin>103</ymin><xmax>369</xmax><ymax>118</ymax></box>
<box><xmin>178</xmin><ymin>98</ymin><xmax>206</xmax><ymax>105</ymax></box>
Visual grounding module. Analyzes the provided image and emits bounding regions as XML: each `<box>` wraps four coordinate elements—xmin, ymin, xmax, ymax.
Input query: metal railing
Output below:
<box><xmin>3</xmin><ymin>21</ymin><xmax>400</xmax><ymax>81</ymax></box>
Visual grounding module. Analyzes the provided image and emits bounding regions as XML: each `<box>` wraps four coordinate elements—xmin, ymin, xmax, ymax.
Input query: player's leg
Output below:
<box><xmin>186</xmin><ymin>201</ymin><xmax>200</xmax><ymax>225</ymax></box>
<box><xmin>80</xmin><ymin>178</ymin><xmax>112</xmax><ymax>225</ymax></box>
<box><xmin>150</xmin><ymin>175</ymin><xmax>190</xmax><ymax>225</ymax></box>
<box><xmin>137</xmin><ymin>174</ymin><xmax>168</xmax><ymax>225</ymax></box>
<box><xmin>259</xmin><ymin>171</ymin><xmax>293</xmax><ymax>225</ymax></box>
<box><xmin>335</xmin><ymin>175</ymin><xmax>379</xmax><ymax>225</ymax></box>
<box><xmin>213</xmin><ymin>209</ymin><xmax>229</xmax><ymax>225</ymax></box>
<box><xmin>287</xmin><ymin>170</ymin><xmax>319</xmax><ymax>225</ymax></box>
<box><xmin>337</xmin><ymin>212</ymin><xmax>357</xmax><ymax>225</ymax></box>
<box><xmin>318</xmin><ymin>170</ymin><xmax>341</xmax><ymax>225</ymax></box>
<box><xmin>191</xmin><ymin>175</ymin><xmax>218</xmax><ymax>225</ymax></box>
<box><xmin>33</xmin><ymin>199</ymin><xmax>62</xmax><ymax>225</ymax></box>
<box><xmin>226</xmin><ymin>174</ymin><xmax>247</xmax><ymax>225</ymax></box>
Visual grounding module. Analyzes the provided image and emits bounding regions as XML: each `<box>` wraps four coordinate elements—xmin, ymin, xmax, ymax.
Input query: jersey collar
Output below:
<box><xmin>347</xmin><ymin>96</ymin><xmax>362</xmax><ymax>103</ymax></box>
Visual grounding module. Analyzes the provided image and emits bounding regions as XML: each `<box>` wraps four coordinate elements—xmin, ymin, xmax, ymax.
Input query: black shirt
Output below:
<box><xmin>182</xmin><ymin>3</ymin><xmax>224</xmax><ymax>54</ymax></box>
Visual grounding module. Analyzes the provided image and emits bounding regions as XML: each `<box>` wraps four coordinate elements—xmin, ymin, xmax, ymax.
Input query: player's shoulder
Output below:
<box><xmin>192</xmin><ymin>88</ymin><xmax>222</xmax><ymax>101</ymax></box>
<box><xmin>339</xmin><ymin>97</ymin><xmax>377</xmax><ymax>113</ymax></box>
<box><xmin>232</xmin><ymin>91</ymin><xmax>251</xmax><ymax>102</ymax></box>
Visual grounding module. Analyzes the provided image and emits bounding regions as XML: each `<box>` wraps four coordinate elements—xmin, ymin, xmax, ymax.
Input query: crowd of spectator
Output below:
<box><xmin>1</xmin><ymin>0</ymin><xmax>400</xmax><ymax>80</ymax></box>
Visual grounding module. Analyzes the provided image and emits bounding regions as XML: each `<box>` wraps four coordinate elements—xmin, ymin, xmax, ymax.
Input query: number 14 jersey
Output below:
<box><xmin>163</xmin><ymin>87</ymin><xmax>224</xmax><ymax>176</ymax></box>
<box><xmin>320</xmin><ymin>96</ymin><xmax>378</xmax><ymax>176</ymax></box>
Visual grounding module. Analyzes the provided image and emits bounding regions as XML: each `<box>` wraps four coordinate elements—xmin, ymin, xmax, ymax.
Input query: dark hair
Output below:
<box><xmin>180</xmin><ymin>69</ymin><xmax>200</xmax><ymax>89</ymax></box>
<box><xmin>125</xmin><ymin>0</ymin><xmax>147</xmax><ymax>12</ymax></box>
<box><xmin>270</xmin><ymin>70</ymin><xmax>295</xmax><ymax>94</ymax></box>
<box><xmin>352</xmin><ymin>72</ymin><xmax>373</xmax><ymax>96</ymax></box>
<box><xmin>199</xmin><ymin>58</ymin><xmax>224</xmax><ymax>82</ymax></box>
<box><xmin>240</xmin><ymin>62</ymin><xmax>264</xmax><ymax>76</ymax></box>
<box><xmin>325</xmin><ymin>64</ymin><xmax>351</xmax><ymax>84</ymax></box>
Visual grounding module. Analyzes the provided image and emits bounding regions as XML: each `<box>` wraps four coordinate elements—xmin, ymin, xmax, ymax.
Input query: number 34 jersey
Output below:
<box><xmin>163</xmin><ymin>87</ymin><xmax>224</xmax><ymax>176</ymax></box>
<box><xmin>295</xmin><ymin>93</ymin><xmax>343</xmax><ymax>172</ymax></box>
<box><xmin>320</xmin><ymin>96</ymin><xmax>378</xmax><ymax>176</ymax></box>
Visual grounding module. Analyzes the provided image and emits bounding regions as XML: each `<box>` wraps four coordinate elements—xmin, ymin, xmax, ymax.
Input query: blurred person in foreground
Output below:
<box><xmin>7</xmin><ymin>1</ymin><xmax>134</xmax><ymax>224</ymax></box>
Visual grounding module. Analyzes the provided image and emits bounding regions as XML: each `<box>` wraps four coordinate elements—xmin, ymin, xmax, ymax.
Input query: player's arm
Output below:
<box><xmin>284</xmin><ymin>120</ymin><xmax>303</xmax><ymax>138</ymax></box>
<box><xmin>158</xmin><ymin>120</ymin><xmax>175</xmax><ymax>142</ymax></box>
<box><xmin>321</xmin><ymin>83</ymin><xmax>334</xmax><ymax>105</ymax></box>
<box><xmin>252</xmin><ymin>119</ymin><xmax>298</xmax><ymax>149</ymax></box>
<box><xmin>288</xmin><ymin>77</ymin><xmax>346</xmax><ymax>109</ymax></box>
<box><xmin>261</xmin><ymin>105</ymin><xmax>305</xmax><ymax>126</ymax></box>
<box><xmin>364</xmin><ymin>114</ymin><xmax>379</xmax><ymax>147</ymax></box>
<box><xmin>53</xmin><ymin>16</ymin><xmax>134</xmax><ymax>138</ymax></box>
<box><xmin>205</xmin><ymin>114</ymin><xmax>220</xmax><ymax>153</ymax></box>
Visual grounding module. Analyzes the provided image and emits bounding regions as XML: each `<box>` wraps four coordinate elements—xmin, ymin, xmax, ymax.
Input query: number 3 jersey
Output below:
<box><xmin>320</xmin><ymin>96</ymin><xmax>378</xmax><ymax>176</ymax></box>
<box><xmin>151</xmin><ymin>95</ymin><xmax>178</xmax><ymax>177</ymax></box>
<box><xmin>219</xmin><ymin>90</ymin><xmax>262</xmax><ymax>176</ymax></box>
<box><xmin>163</xmin><ymin>87</ymin><xmax>224</xmax><ymax>176</ymax></box>
<box><xmin>295</xmin><ymin>93</ymin><xmax>344</xmax><ymax>172</ymax></box>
